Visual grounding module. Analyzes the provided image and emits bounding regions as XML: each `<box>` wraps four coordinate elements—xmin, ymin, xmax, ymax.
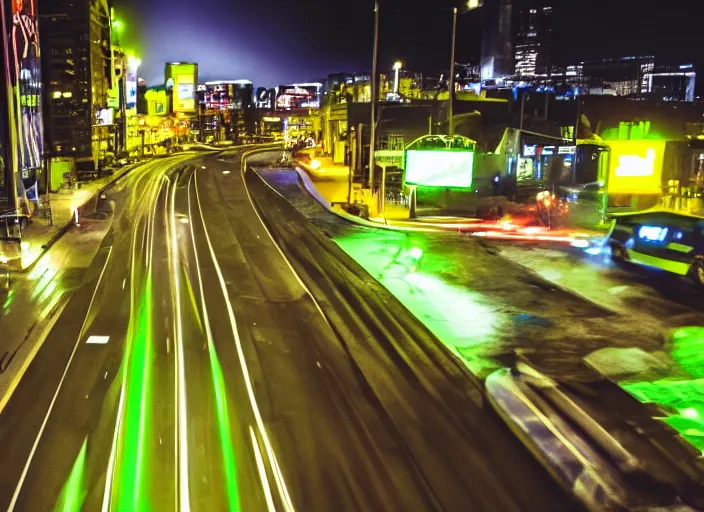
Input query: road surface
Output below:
<box><xmin>0</xmin><ymin>148</ymin><xmax>572</xmax><ymax>511</ymax></box>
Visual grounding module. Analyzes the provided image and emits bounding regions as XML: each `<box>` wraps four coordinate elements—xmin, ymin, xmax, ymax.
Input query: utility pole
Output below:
<box><xmin>448</xmin><ymin>7</ymin><xmax>457</xmax><ymax>136</ymax></box>
<box><xmin>369</xmin><ymin>0</ymin><xmax>380</xmax><ymax>191</ymax></box>
<box><xmin>519</xmin><ymin>90</ymin><xmax>525</xmax><ymax>131</ymax></box>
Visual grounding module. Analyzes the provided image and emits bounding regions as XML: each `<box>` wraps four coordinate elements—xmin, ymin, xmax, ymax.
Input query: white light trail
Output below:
<box><xmin>194</xmin><ymin>167</ymin><xmax>295</xmax><ymax>512</ymax></box>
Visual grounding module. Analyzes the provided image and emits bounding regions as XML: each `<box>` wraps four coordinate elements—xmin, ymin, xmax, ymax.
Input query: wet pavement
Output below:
<box><xmin>258</xmin><ymin>168</ymin><xmax>704</xmax><ymax>458</ymax></box>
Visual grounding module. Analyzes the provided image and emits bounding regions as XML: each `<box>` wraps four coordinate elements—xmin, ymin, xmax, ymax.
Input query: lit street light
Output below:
<box><xmin>449</xmin><ymin>0</ymin><xmax>483</xmax><ymax>136</ymax></box>
<box><xmin>393</xmin><ymin>61</ymin><xmax>402</xmax><ymax>95</ymax></box>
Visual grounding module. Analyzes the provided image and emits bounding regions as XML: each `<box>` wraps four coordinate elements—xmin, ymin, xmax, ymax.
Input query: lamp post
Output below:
<box><xmin>449</xmin><ymin>1</ymin><xmax>483</xmax><ymax>137</ymax></box>
<box><xmin>393</xmin><ymin>60</ymin><xmax>402</xmax><ymax>96</ymax></box>
<box><xmin>448</xmin><ymin>7</ymin><xmax>457</xmax><ymax>136</ymax></box>
<box><xmin>369</xmin><ymin>0</ymin><xmax>380</xmax><ymax>193</ymax></box>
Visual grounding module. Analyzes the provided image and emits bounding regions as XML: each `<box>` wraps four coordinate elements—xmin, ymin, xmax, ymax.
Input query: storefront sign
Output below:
<box><xmin>607</xmin><ymin>140</ymin><xmax>665</xmax><ymax>194</ymax></box>
<box><xmin>614</xmin><ymin>149</ymin><xmax>656</xmax><ymax>177</ymax></box>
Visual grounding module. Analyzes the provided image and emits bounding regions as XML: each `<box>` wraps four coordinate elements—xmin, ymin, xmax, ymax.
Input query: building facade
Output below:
<box><xmin>580</xmin><ymin>56</ymin><xmax>696</xmax><ymax>102</ymax></box>
<box><xmin>196</xmin><ymin>79</ymin><xmax>254</xmax><ymax>142</ymax></box>
<box><xmin>480</xmin><ymin>0</ymin><xmax>514</xmax><ymax>80</ymax></box>
<box><xmin>1</xmin><ymin>0</ymin><xmax>45</xmax><ymax>207</ymax></box>
<box><xmin>514</xmin><ymin>5</ymin><xmax>552</xmax><ymax>77</ymax></box>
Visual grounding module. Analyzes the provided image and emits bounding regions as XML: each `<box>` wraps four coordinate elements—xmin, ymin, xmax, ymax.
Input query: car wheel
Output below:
<box><xmin>609</xmin><ymin>240</ymin><xmax>628</xmax><ymax>261</ymax></box>
<box><xmin>689</xmin><ymin>257</ymin><xmax>704</xmax><ymax>287</ymax></box>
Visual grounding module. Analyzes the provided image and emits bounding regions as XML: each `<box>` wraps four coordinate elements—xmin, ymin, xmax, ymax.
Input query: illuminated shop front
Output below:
<box><xmin>518</xmin><ymin>143</ymin><xmax>576</xmax><ymax>184</ymax></box>
<box><xmin>260</xmin><ymin>116</ymin><xmax>285</xmax><ymax>139</ymax></box>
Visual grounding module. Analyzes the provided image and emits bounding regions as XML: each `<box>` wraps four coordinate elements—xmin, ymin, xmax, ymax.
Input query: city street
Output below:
<box><xmin>0</xmin><ymin>148</ymin><xmax>572</xmax><ymax>511</ymax></box>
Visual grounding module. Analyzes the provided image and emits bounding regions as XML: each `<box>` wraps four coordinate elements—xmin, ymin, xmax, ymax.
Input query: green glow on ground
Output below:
<box><xmin>623</xmin><ymin>379</ymin><xmax>704</xmax><ymax>454</ymax></box>
<box><xmin>621</xmin><ymin>326</ymin><xmax>704</xmax><ymax>455</ymax></box>
<box><xmin>335</xmin><ymin>231</ymin><xmax>502</xmax><ymax>376</ymax></box>
<box><xmin>55</xmin><ymin>437</ymin><xmax>88</xmax><ymax>512</ymax></box>
<box><xmin>115</xmin><ymin>274</ymin><xmax>153</xmax><ymax>511</ymax></box>
<box><xmin>207</xmin><ymin>344</ymin><xmax>241</xmax><ymax>511</ymax></box>
<box><xmin>335</xmin><ymin>229</ymin><xmax>704</xmax><ymax>454</ymax></box>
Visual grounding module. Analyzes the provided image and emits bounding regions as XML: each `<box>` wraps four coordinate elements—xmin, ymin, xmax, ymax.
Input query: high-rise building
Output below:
<box><xmin>1</xmin><ymin>0</ymin><xmax>45</xmax><ymax>207</ymax></box>
<box><xmin>514</xmin><ymin>5</ymin><xmax>553</xmax><ymax>77</ymax></box>
<box><xmin>480</xmin><ymin>0</ymin><xmax>514</xmax><ymax>80</ymax></box>
<box><xmin>39</xmin><ymin>0</ymin><xmax>112</xmax><ymax>176</ymax></box>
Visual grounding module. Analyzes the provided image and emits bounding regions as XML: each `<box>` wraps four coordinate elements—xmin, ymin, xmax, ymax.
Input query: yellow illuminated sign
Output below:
<box><xmin>21</xmin><ymin>95</ymin><xmax>38</xmax><ymax>107</ymax></box>
<box><xmin>615</xmin><ymin>149</ymin><xmax>656</xmax><ymax>177</ymax></box>
<box><xmin>607</xmin><ymin>140</ymin><xmax>665</xmax><ymax>194</ymax></box>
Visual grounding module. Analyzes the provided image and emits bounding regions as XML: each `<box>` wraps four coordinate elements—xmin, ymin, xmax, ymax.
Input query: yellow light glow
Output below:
<box><xmin>62</xmin><ymin>92</ymin><xmax>72</xmax><ymax>98</ymax></box>
<box><xmin>606</xmin><ymin>140</ymin><xmax>666</xmax><ymax>194</ymax></box>
<box><xmin>310</xmin><ymin>159</ymin><xmax>322</xmax><ymax>170</ymax></box>
<box><xmin>393</xmin><ymin>61</ymin><xmax>403</xmax><ymax>70</ymax></box>
<box><xmin>52</xmin><ymin>91</ymin><xmax>62</xmax><ymax>99</ymax></box>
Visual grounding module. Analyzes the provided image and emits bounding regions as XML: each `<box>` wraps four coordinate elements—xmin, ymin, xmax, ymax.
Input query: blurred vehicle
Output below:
<box><xmin>607</xmin><ymin>210</ymin><xmax>704</xmax><ymax>287</ymax></box>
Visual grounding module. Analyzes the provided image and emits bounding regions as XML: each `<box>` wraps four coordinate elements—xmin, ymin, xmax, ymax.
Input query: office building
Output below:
<box><xmin>40</xmin><ymin>0</ymin><xmax>113</xmax><ymax>175</ymax></box>
<box><xmin>480</xmin><ymin>0</ymin><xmax>514</xmax><ymax>80</ymax></box>
<box><xmin>646</xmin><ymin>64</ymin><xmax>696</xmax><ymax>102</ymax></box>
<box><xmin>514</xmin><ymin>5</ymin><xmax>553</xmax><ymax>77</ymax></box>
<box><xmin>197</xmin><ymin>80</ymin><xmax>254</xmax><ymax>141</ymax></box>
<box><xmin>581</xmin><ymin>56</ymin><xmax>696</xmax><ymax>102</ymax></box>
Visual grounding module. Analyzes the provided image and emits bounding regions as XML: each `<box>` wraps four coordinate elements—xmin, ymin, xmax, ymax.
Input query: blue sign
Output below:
<box><xmin>638</xmin><ymin>225</ymin><xmax>668</xmax><ymax>242</ymax></box>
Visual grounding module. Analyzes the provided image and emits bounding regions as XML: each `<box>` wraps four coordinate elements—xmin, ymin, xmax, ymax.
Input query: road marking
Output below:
<box><xmin>101</xmin><ymin>381</ymin><xmax>125</xmax><ymax>512</ymax></box>
<box><xmin>169</xmin><ymin>176</ymin><xmax>192</xmax><ymax>512</ymax></box>
<box><xmin>186</xmin><ymin>175</ymin><xmax>241</xmax><ymax>511</ymax></box>
<box><xmin>222</xmin><ymin>171</ymin><xmax>231</xmax><ymax>175</ymax></box>
<box><xmin>8</xmin><ymin>245</ymin><xmax>114</xmax><ymax>511</ymax></box>
<box><xmin>250</xmin><ymin>426</ymin><xmax>276</xmax><ymax>512</ymax></box>
<box><xmin>194</xmin><ymin>165</ymin><xmax>295</xmax><ymax>512</ymax></box>
<box><xmin>0</xmin><ymin>295</ymin><xmax>69</xmax><ymax>415</ymax></box>
<box><xmin>86</xmin><ymin>335</ymin><xmax>110</xmax><ymax>345</ymax></box>
<box><xmin>122</xmin><ymin>278</ymin><xmax>126</xmax><ymax>290</ymax></box>
<box><xmin>241</xmin><ymin>148</ymin><xmax>348</xmax><ymax>510</ymax></box>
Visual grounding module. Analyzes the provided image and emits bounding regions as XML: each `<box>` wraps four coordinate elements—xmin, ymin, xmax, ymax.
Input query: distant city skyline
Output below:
<box><xmin>115</xmin><ymin>0</ymin><xmax>701</xmax><ymax>92</ymax></box>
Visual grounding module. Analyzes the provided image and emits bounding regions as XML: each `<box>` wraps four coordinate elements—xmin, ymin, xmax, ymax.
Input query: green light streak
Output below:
<box><xmin>2</xmin><ymin>290</ymin><xmax>15</xmax><ymax>311</ymax></box>
<box><xmin>116</xmin><ymin>274</ymin><xmax>153</xmax><ymax>511</ymax></box>
<box><xmin>184</xmin><ymin>274</ymin><xmax>204</xmax><ymax>331</ymax></box>
<box><xmin>55</xmin><ymin>437</ymin><xmax>88</xmax><ymax>512</ymax></box>
<box><xmin>208</xmin><ymin>345</ymin><xmax>241</xmax><ymax>511</ymax></box>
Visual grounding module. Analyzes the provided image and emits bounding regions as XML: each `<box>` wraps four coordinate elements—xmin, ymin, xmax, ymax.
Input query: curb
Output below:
<box><xmin>295</xmin><ymin>169</ymin><xmax>608</xmax><ymax>239</ymax></box>
<box><xmin>295</xmin><ymin>168</ymin><xmax>421</xmax><ymax>232</ymax></box>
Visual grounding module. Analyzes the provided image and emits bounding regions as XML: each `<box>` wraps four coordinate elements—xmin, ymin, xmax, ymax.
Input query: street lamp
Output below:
<box><xmin>127</xmin><ymin>55</ymin><xmax>141</xmax><ymax>72</ymax></box>
<box><xmin>393</xmin><ymin>61</ymin><xmax>402</xmax><ymax>95</ymax></box>
<box><xmin>369</xmin><ymin>0</ymin><xmax>380</xmax><ymax>194</ymax></box>
<box><xmin>449</xmin><ymin>1</ymin><xmax>482</xmax><ymax>136</ymax></box>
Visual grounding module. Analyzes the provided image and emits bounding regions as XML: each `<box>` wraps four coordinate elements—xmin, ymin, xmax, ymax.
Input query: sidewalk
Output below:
<box><xmin>295</xmin><ymin>159</ymin><xmax>605</xmax><ymax>243</ymax></box>
<box><xmin>1</xmin><ymin>164</ymin><xmax>138</xmax><ymax>272</ymax></box>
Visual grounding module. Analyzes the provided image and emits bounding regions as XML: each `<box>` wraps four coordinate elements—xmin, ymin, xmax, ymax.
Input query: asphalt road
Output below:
<box><xmin>0</xmin><ymin>148</ymin><xmax>573</xmax><ymax>511</ymax></box>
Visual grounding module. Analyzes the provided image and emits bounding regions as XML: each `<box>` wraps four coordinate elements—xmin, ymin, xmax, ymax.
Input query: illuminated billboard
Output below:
<box><xmin>3</xmin><ymin>0</ymin><xmax>44</xmax><ymax>180</ymax></box>
<box><xmin>606</xmin><ymin>140</ymin><xmax>666</xmax><ymax>194</ymax></box>
<box><xmin>165</xmin><ymin>62</ymin><xmax>198</xmax><ymax>113</ymax></box>
<box><xmin>276</xmin><ymin>83</ymin><xmax>321</xmax><ymax>109</ymax></box>
<box><xmin>405</xmin><ymin>150</ymin><xmax>474</xmax><ymax>188</ymax></box>
<box><xmin>126</xmin><ymin>80</ymin><xmax>137</xmax><ymax>108</ymax></box>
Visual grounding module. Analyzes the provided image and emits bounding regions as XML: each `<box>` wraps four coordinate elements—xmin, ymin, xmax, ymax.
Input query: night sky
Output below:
<box><xmin>113</xmin><ymin>0</ymin><xmax>700</xmax><ymax>89</ymax></box>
